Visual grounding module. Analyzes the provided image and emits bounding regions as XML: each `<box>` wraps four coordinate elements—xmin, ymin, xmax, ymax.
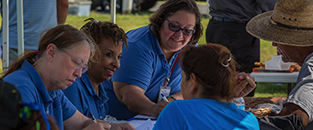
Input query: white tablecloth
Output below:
<box><xmin>251</xmin><ymin>72</ymin><xmax>299</xmax><ymax>94</ymax></box>
<box><xmin>251</xmin><ymin>72</ymin><xmax>299</xmax><ymax>83</ymax></box>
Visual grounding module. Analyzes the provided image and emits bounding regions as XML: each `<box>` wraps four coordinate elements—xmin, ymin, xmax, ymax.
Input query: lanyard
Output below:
<box><xmin>163</xmin><ymin>52</ymin><xmax>181</xmax><ymax>87</ymax></box>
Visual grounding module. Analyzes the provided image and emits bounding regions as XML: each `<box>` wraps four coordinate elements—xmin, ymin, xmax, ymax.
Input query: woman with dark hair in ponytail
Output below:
<box><xmin>153</xmin><ymin>43</ymin><xmax>259</xmax><ymax>130</ymax></box>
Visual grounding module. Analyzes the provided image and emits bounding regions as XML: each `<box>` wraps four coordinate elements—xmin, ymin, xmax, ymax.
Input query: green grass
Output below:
<box><xmin>66</xmin><ymin>11</ymin><xmax>290</xmax><ymax>97</ymax></box>
<box><xmin>65</xmin><ymin>11</ymin><xmax>276</xmax><ymax>63</ymax></box>
<box><xmin>0</xmin><ymin>11</ymin><xmax>289</xmax><ymax>97</ymax></box>
<box><xmin>66</xmin><ymin>12</ymin><xmax>153</xmax><ymax>32</ymax></box>
<box><xmin>255</xmin><ymin>83</ymin><xmax>292</xmax><ymax>97</ymax></box>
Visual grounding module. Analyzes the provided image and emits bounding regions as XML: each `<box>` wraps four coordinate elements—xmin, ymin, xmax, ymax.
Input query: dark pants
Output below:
<box><xmin>206</xmin><ymin>19</ymin><xmax>260</xmax><ymax>73</ymax></box>
<box><xmin>206</xmin><ymin>19</ymin><xmax>260</xmax><ymax>96</ymax></box>
<box><xmin>258</xmin><ymin>114</ymin><xmax>304</xmax><ymax>130</ymax></box>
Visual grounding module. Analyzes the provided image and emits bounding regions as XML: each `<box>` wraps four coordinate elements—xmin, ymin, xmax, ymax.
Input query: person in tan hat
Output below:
<box><xmin>247</xmin><ymin>0</ymin><xmax>313</xmax><ymax>129</ymax></box>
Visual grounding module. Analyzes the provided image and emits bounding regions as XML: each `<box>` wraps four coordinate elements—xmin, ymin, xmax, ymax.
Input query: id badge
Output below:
<box><xmin>157</xmin><ymin>86</ymin><xmax>171</xmax><ymax>102</ymax></box>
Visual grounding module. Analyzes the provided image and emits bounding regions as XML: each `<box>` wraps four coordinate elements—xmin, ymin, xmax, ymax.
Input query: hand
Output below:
<box><xmin>82</xmin><ymin>122</ymin><xmax>111</xmax><ymax>130</ymax></box>
<box><xmin>151</xmin><ymin>100</ymin><xmax>169</xmax><ymax>117</ymax></box>
<box><xmin>231</xmin><ymin>72</ymin><xmax>256</xmax><ymax>98</ymax></box>
<box><xmin>110</xmin><ymin>122</ymin><xmax>135</xmax><ymax>130</ymax></box>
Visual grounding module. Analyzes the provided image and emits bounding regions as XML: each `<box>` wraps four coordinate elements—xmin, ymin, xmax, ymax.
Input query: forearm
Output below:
<box><xmin>64</xmin><ymin>110</ymin><xmax>91</xmax><ymax>130</ymax></box>
<box><xmin>57</xmin><ymin>0</ymin><xmax>69</xmax><ymax>24</ymax></box>
<box><xmin>121</xmin><ymin>90</ymin><xmax>157</xmax><ymax>117</ymax></box>
<box><xmin>114</xmin><ymin>82</ymin><xmax>158</xmax><ymax>117</ymax></box>
<box><xmin>81</xmin><ymin>119</ymin><xmax>94</xmax><ymax>129</ymax></box>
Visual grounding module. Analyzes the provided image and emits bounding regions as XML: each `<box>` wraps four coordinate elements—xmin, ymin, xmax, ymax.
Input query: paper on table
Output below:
<box><xmin>129</xmin><ymin>118</ymin><xmax>155</xmax><ymax>130</ymax></box>
<box><xmin>134</xmin><ymin>114</ymin><xmax>157</xmax><ymax>120</ymax></box>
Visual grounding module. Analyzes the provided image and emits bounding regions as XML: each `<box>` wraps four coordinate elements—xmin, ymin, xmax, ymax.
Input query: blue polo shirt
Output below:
<box><xmin>103</xmin><ymin>25</ymin><xmax>182</xmax><ymax>120</ymax></box>
<box><xmin>63</xmin><ymin>73</ymin><xmax>109</xmax><ymax>120</ymax></box>
<box><xmin>154</xmin><ymin>98</ymin><xmax>259</xmax><ymax>130</ymax></box>
<box><xmin>3</xmin><ymin>60</ymin><xmax>76</xmax><ymax>130</ymax></box>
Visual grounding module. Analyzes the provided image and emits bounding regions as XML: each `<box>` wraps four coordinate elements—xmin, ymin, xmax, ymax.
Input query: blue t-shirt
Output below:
<box><xmin>3</xmin><ymin>60</ymin><xmax>77</xmax><ymax>130</ymax></box>
<box><xmin>103</xmin><ymin>25</ymin><xmax>182</xmax><ymax>120</ymax></box>
<box><xmin>153</xmin><ymin>98</ymin><xmax>259</xmax><ymax>130</ymax></box>
<box><xmin>0</xmin><ymin>0</ymin><xmax>57</xmax><ymax>50</ymax></box>
<box><xmin>63</xmin><ymin>73</ymin><xmax>109</xmax><ymax>120</ymax></box>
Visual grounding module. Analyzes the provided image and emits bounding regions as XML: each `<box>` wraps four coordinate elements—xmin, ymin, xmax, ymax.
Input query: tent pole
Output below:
<box><xmin>2</xmin><ymin>0</ymin><xmax>9</xmax><ymax>72</ymax></box>
<box><xmin>111</xmin><ymin>0</ymin><xmax>116</xmax><ymax>23</ymax></box>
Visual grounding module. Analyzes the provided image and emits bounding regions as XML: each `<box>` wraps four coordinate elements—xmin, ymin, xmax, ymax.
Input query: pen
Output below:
<box><xmin>89</xmin><ymin>112</ymin><xmax>97</xmax><ymax>123</ymax></box>
<box><xmin>246</xmin><ymin>79</ymin><xmax>252</xmax><ymax>86</ymax></box>
<box><xmin>160</xmin><ymin>92</ymin><xmax>169</xmax><ymax>102</ymax></box>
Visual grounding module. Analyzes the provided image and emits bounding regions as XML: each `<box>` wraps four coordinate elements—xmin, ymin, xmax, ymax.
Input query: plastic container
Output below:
<box><xmin>233</xmin><ymin>97</ymin><xmax>245</xmax><ymax>110</ymax></box>
<box><xmin>265</xmin><ymin>55</ymin><xmax>293</xmax><ymax>70</ymax></box>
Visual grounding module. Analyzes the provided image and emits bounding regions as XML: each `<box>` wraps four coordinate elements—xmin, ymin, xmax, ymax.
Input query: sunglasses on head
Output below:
<box><xmin>165</xmin><ymin>18</ymin><xmax>196</xmax><ymax>36</ymax></box>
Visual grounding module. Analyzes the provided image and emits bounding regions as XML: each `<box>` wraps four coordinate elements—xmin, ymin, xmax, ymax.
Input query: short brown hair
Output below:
<box><xmin>149</xmin><ymin>0</ymin><xmax>203</xmax><ymax>45</ymax></box>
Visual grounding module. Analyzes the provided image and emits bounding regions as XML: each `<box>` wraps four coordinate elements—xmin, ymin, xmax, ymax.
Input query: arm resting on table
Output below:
<box><xmin>113</xmin><ymin>81</ymin><xmax>160</xmax><ymax>118</ymax></box>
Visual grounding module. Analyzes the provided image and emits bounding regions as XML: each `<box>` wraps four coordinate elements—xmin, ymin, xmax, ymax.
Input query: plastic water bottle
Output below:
<box><xmin>233</xmin><ymin>97</ymin><xmax>245</xmax><ymax>110</ymax></box>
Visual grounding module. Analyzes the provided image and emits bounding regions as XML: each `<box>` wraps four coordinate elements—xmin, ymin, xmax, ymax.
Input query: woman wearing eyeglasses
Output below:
<box><xmin>2</xmin><ymin>25</ymin><xmax>112</xmax><ymax>130</ymax></box>
<box><xmin>62</xmin><ymin>18</ymin><xmax>134</xmax><ymax>130</ymax></box>
<box><xmin>102</xmin><ymin>0</ymin><xmax>254</xmax><ymax>120</ymax></box>
<box><xmin>101</xmin><ymin>0</ymin><xmax>202</xmax><ymax>120</ymax></box>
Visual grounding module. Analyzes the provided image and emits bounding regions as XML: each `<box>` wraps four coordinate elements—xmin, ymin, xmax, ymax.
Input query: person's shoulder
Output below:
<box><xmin>126</xmin><ymin>25</ymin><xmax>155</xmax><ymax>43</ymax></box>
<box><xmin>126</xmin><ymin>25</ymin><xmax>150</xmax><ymax>35</ymax></box>
<box><xmin>4</xmin><ymin>70</ymin><xmax>33</xmax><ymax>86</ymax></box>
<box><xmin>124</xmin><ymin>26</ymin><xmax>159</xmax><ymax>54</ymax></box>
<box><xmin>166</xmin><ymin>100</ymin><xmax>189</xmax><ymax>108</ymax></box>
<box><xmin>305</xmin><ymin>52</ymin><xmax>313</xmax><ymax>62</ymax></box>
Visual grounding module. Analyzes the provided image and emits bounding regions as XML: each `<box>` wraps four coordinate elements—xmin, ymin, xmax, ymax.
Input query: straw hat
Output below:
<box><xmin>246</xmin><ymin>0</ymin><xmax>313</xmax><ymax>46</ymax></box>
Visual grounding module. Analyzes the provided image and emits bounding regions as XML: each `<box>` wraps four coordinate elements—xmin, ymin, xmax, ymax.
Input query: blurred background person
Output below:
<box><xmin>0</xmin><ymin>79</ymin><xmax>60</xmax><ymax>130</ymax></box>
<box><xmin>205</xmin><ymin>0</ymin><xmax>277</xmax><ymax>96</ymax></box>
<box><xmin>0</xmin><ymin>0</ymin><xmax>68</xmax><ymax>66</ymax></box>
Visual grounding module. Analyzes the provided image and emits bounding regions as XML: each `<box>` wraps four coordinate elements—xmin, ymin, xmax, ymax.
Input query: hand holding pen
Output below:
<box><xmin>160</xmin><ymin>92</ymin><xmax>169</xmax><ymax>102</ymax></box>
<box><xmin>89</xmin><ymin>112</ymin><xmax>97</xmax><ymax>123</ymax></box>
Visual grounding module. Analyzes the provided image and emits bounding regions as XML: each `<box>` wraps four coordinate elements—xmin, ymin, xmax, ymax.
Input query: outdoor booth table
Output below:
<box><xmin>251</xmin><ymin>72</ymin><xmax>299</xmax><ymax>94</ymax></box>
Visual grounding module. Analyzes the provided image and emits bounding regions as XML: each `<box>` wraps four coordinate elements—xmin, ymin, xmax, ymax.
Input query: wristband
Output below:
<box><xmin>170</xmin><ymin>96</ymin><xmax>176</xmax><ymax>100</ymax></box>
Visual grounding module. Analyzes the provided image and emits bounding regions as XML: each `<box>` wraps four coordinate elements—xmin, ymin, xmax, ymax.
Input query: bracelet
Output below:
<box><xmin>170</xmin><ymin>96</ymin><xmax>176</xmax><ymax>100</ymax></box>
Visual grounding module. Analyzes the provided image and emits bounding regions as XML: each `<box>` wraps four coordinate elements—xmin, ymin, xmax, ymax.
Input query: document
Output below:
<box><xmin>133</xmin><ymin>114</ymin><xmax>157</xmax><ymax>120</ymax></box>
<box><xmin>129</xmin><ymin>119</ymin><xmax>156</xmax><ymax>130</ymax></box>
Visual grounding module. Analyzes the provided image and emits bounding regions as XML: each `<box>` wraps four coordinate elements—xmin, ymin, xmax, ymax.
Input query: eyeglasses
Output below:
<box><xmin>165</xmin><ymin>18</ymin><xmax>196</xmax><ymax>36</ymax></box>
<box><xmin>60</xmin><ymin>49</ymin><xmax>89</xmax><ymax>73</ymax></box>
